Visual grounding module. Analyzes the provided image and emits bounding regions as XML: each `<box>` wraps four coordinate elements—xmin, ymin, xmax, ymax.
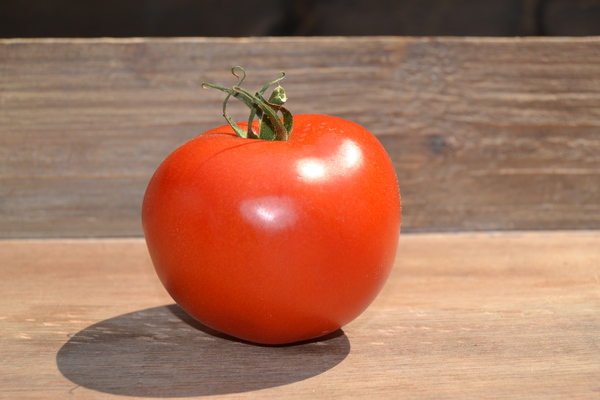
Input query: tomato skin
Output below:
<box><xmin>142</xmin><ymin>114</ymin><xmax>400</xmax><ymax>345</ymax></box>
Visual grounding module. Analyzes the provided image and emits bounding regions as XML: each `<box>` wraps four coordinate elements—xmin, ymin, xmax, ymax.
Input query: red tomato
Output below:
<box><xmin>142</xmin><ymin>71</ymin><xmax>400</xmax><ymax>345</ymax></box>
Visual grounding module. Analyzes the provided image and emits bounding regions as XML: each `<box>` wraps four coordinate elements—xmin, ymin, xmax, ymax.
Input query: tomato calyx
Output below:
<box><xmin>202</xmin><ymin>66</ymin><xmax>294</xmax><ymax>141</ymax></box>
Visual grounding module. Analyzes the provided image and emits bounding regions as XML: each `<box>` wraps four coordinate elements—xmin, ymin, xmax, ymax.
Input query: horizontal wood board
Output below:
<box><xmin>1</xmin><ymin>231</ymin><xmax>599</xmax><ymax>399</ymax></box>
<box><xmin>1</xmin><ymin>37</ymin><xmax>600</xmax><ymax>238</ymax></box>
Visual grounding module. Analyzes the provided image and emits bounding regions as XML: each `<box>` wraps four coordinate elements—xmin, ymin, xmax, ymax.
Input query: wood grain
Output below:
<box><xmin>1</xmin><ymin>37</ymin><xmax>600</xmax><ymax>237</ymax></box>
<box><xmin>1</xmin><ymin>231</ymin><xmax>599</xmax><ymax>399</ymax></box>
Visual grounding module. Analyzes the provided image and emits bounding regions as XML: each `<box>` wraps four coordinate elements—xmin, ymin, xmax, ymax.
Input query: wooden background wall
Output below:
<box><xmin>1</xmin><ymin>37</ymin><xmax>599</xmax><ymax>238</ymax></box>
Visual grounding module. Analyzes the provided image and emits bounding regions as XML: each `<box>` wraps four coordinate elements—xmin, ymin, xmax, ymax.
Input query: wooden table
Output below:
<box><xmin>2</xmin><ymin>231</ymin><xmax>598</xmax><ymax>399</ymax></box>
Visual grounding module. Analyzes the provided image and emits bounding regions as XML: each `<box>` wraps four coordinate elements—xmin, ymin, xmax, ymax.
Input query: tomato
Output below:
<box><xmin>142</xmin><ymin>69</ymin><xmax>401</xmax><ymax>344</ymax></box>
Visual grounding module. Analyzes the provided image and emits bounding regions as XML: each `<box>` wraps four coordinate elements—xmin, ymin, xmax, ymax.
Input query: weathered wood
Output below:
<box><xmin>1</xmin><ymin>37</ymin><xmax>600</xmax><ymax>237</ymax></box>
<box><xmin>1</xmin><ymin>231</ymin><xmax>599</xmax><ymax>398</ymax></box>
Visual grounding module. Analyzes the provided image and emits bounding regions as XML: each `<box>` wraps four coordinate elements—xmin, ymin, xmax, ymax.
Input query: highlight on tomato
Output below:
<box><xmin>142</xmin><ymin>67</ymin><xmax>401</xmax><ymax>345</ymax></box>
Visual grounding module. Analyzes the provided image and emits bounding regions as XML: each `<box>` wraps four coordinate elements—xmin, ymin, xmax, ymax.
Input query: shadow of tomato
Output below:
<box><xmin>56</xmin><ymin>304</ymin><xmax>350</xmax><ymax>397</ymax></box>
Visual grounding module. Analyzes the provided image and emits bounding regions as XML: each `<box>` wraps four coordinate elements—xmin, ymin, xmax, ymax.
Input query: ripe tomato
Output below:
<box><xmin>142</xmin><ymin>69</ymin><xmax>400</xmax><ymax>344</ymax></box>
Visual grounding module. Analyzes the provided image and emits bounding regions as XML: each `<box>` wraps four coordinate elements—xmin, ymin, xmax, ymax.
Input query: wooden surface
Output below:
<box><xmin>2</xmin><ymin>37</ymin><xmax>600</xmax><ymax>238</ymax></box>
<box><xmin>1</xmin><ymin>231</ymin><xmax>599</xmax><ymax>399</ymax></box>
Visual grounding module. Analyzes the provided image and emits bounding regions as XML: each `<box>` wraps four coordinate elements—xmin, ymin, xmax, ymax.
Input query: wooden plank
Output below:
<box><xmin>1</xmin><ymin>37</ymin><xmax>600</xmax><ymax>237</ymax></box>
<box><xmin>1</xmin><ymin>231</ymin><xmax>599</xmax><ymax>398</ymax></box>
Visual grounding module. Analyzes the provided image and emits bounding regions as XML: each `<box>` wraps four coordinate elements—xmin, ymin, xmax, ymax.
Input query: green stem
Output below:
<box><xmin>201</xmin><ymin>67</ymin><xmax>293</xmax><ymax>141</ymax></box>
